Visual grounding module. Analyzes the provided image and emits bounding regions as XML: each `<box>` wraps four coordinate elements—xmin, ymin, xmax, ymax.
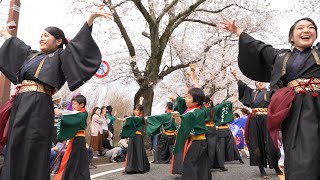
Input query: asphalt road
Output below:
<box><xmin>83</xmin><ymin>157</ymin><xmax>281</xmax><ymax>180</ymax></box>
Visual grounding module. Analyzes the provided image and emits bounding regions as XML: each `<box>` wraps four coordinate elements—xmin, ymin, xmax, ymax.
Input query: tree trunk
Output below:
<box><xmin>134</xmin><ymin>86</ymin><xmax>154</xmax><ymax>149</ymax></box>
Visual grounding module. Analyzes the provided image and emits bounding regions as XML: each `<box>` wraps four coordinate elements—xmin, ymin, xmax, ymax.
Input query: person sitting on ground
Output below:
<box><xmin>49</xmin><ymin>141</ymin><xmax>67</xmax><ymax>174</ymax></box>
<box><xmin>118</xmin><ymin>137</ymin><xmax>128</xmax><ymax>157</ymax></box>
<box><xmin>102</xmin><ymin>130</ymin><xmax>122</xmax><ymax>163</ymax></box>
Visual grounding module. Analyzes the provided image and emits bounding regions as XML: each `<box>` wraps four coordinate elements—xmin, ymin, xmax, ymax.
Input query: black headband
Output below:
<box><xmin>44</xmin><ymin>26</ymin><xmax>68</xmax><ymax>48</ymax></box>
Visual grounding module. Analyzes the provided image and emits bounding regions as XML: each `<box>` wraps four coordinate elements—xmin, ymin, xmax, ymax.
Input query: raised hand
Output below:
<box><xmin>139</xmin><ymin>96</ymin><xmax>144</xmax><ymax>105</ymax></box>
<box><xmin>169</xmin><ymin>93</ymin><xmax>177</xmax><ymax>102</ymax></box>
<box><xmin>219</xmin><ymin>19</ymin><xmax>243</xmax><ymax>36</ymax></box>
<box><xmin>87</xmin><ymin>6</ymin><xmax>113</xmax><ymax>26</ymax></box>
<box><xmin>91</xmin><ymin>6</ymin><xmax>113</xmax><ymax>19</ymax></box>
<box><xmin>0</xmin><ymin>26</ymin><xmax>12</xmax><ymax>39</ymax></box>
<box><xmin>171</xmin><ymin>111</ymin><xmax>181</xmax><ymax>125</ymax></box>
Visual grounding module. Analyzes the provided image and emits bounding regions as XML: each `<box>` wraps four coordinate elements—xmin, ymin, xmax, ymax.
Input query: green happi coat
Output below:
<box><xmin>173</xmin><ymin>108</ymin><xmax>208</xmax><ymax>155</ymax></box>
<box><xmin>146</xmin><ymin>113</ymin><xmax>177</xmax><ymax>136</ymax></box>
<box><xmin>203</xmin><ymin>107</ymin><xmax>213</xmax><ymax>122</ymax></box>
<box><xmin>213</xmin><ymin>101</ymin><xmax>234</xmax><ymax>126</ymax></box>
<box><xmin>174</xmin><ymin>96</ymin><xmax>188</xmax><ymax>114</ymax></box>
<box><xmin>121</xmin><ymin>116</ymin><xmax>144</xmax><ymax>138</ymax></box>
<box><xmin>58</xmin><ymin>111</ymin><xmax>88</xmax><ymax>141</ymax></box>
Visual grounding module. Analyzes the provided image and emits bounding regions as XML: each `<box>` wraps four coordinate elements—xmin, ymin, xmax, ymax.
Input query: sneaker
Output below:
<box><xmin>110</xmin><ymin>158</ymin><xmax>117</xmax><ymax>163</ymax></box>
<box><xmin>239</xmin><ymin>159</ymin><xmax>245</xmax><ymax>164</ymax></box>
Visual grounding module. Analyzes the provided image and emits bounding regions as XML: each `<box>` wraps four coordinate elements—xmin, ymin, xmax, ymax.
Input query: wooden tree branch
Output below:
<box><xmin>171</xmin><ymin>0</ymin><xmax>206</xmax><ymax>24</ymax></box>
<box><xmin>104</xmin><ymin>0</ymin><xmax>135</xmax><ymax>57</ymax></box>
<box><xmin>104</xmin><ymin>0</ymin><xmax>143</xmax><ymax>82</ymax></box>
<box><xmin>158</xmin><ymin>59</ymin><xmax>201</xmax><ymax>80</ymax></box>
<box><xmin>113</xmin><ymin>0</ymin><xmax>131</xmax><ymax>8</ymax></box>
<box><xmin>157</xmin><ymin>0</ymin><xmax>179</xmax><ymax>22</ymax></box>
<box><xmin>142</xmin><ymin>31</ymin><xmax>150</xmax><ymax>38</ymax></box>
<box><xmin>160</xmin><ymin>0</ymin><xmax>205</xmax><ymax>51</ymax></box>
<box><xmin>148</xmin><ymin>0</ymin><xmax>156</xmax><ymax>19</ymax></box>
<box><xmin>195</xmin><ymin>3</ymin><xmax>235</xmax><ymax>13</ymax></box>
<box><xmin>184</xmin><ymin>19</ymin><xmax>217</xmax><ymax>27</ymax></box>
<box><xmin>132</xmin><ymin>0</ymin><xmax>156</xmax><ymax>25</ymax></box>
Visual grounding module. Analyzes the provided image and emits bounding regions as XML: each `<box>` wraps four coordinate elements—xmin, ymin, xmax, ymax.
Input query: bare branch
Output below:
<box><xmin>142</xmin><ymin>31</ymin><xmax>150</xmax><ymax>38</ymax></box>
<box><xmin>104</xmin><ymin>0</ymin><xmax>143</xmax><ymax>82</ymax></box>
<box><xmin>171</xmin><ymin>0</ymin><xmax>206</xmax><ymax>23</ymax></box>
<box><xmin>113</xmin><ymin>0</ymin><xmax>131</xmax><ymax>8</ymax></box>
<box><xmin>148</xmin><ymin>0</ymin><xmax>156</xmax><ymax>19</ymax></box>
<box><xmin>157</xmin><ymin>0</ymin><xmax>179</xmax><ymax>22</ymax></box>
<box><xmin>104</xmin><ymin>0</ymin><xmax>135</xmax><ymax>57</ymax></box>
<box><xmin>158</xmin><ymin>35</ymin><xmax>225</xmax><ymax>80</ymax></box>
<box><xmin>184</xmin><ymin>19</ymin><xmax>217</xmax><ymax>27</ymax></box>
<box><xmin>132</xmin><ymin>0</ymin><xmax>156</xmax><ymax>25</ymax></box>
<box><xmin>158</xmin><ymin>59</ymin><xmax>201</xmax><ymax>80</ymax></box>
<box><xmin>195</xmin><ymin>3</ymin><xmax>235</xmax><ymax>13</ymax></box>
<box><xmin>160</xmin><ymin>0</ymin><xmax>206</xmax><ymax>51</ymax></box>
<box><xmin>130</xmin><ymin>59</ymin><xmax>144</xmax><ymax>84</ymax></box>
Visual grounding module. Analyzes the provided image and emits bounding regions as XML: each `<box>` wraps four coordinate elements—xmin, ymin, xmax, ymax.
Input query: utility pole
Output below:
<box><xmin>0</xmin><ymin>0</ymin><xmax>21</xmax><ymax>106</ymax></box>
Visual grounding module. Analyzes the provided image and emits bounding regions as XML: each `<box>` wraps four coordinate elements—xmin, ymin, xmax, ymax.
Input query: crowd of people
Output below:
<box><xmin>0</xmin><ymin>3</ymin><xmax>318</xmax><ymax>180</ymax></box>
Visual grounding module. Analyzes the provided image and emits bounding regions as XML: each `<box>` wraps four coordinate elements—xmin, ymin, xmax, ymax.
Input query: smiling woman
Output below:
<box><xmin>0</xmin><ymin>6</ymin><xmax>112</xmax><ymax>180</ymax></box>
<box><xmin>289</xmin><ymin>18</ymin><xmax>317</xmax><ymax>51</ymax></box>
<box><xmin>220</xmin><ymin>18</ymin><xmax>320</xmax><ymax>180</ymax></box>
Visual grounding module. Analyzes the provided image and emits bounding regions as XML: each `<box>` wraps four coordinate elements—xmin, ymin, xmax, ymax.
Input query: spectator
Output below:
<box><xmin>102</xmin><ymin>131</ymin><xmax>122</xmax><ymax>163</ymax></box>
<box><xmin>118</xmin><ymin>137</ymin><xmax>128</xmax><ymax>157</ymax></box>
<box><xmin>49</xmin><ymin>141</ymin><xmax>67</xmax><ymax>174</ymax></box>
<box><xmin>106</xmin><ymin>106</ymin><xmax>116</xmax><ymax>143</ymax></box>
<box><xmin>101</xmin><ymin>106</ymin><xmax>110</xmax><ymax>148</ymax></box>
<box><xmin>90</xmin><ymin>107</ymin><xmax>104</xmax><ymax>156</ymax></box>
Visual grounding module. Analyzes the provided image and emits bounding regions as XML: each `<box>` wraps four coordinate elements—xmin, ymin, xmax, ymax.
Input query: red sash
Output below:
<box><xmin>267</xmin><ymin>87</ymin><xmax>295</xmax><ymax>148</ymax></box>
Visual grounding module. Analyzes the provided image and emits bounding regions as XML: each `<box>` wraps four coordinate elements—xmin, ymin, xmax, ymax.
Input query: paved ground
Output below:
<box><xmin>84</xmin><ymin>157</ymin><xmax>281</xmax><ymax>180</ymax></box>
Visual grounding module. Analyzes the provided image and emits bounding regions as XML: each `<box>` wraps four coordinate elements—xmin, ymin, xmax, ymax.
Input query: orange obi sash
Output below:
<box><xmin>205</xmin><ymin>121</ymin><xmax>215</xmax><ymax>127</ymax></box>
<box><xmin>164</xmin><ymin>130</ymin><xmax>176</xmax><ymax>135</ymax></box>
<box><xmin>190</xmin><ymin>134</ymin><xmax>206</xmax><ymax>141</ymax></box>
<box><xmin>136</xmin><ymin>130</ymin><xmax>142</xmax><ymax>135</ymax></box>
<box><xmin>75</xmin><ymin>130</ymin><xmax>85</xmax><ymax>137</ymax></box>
<box><xmin>217</xmin><ymin>125</ymin><xmax>229</xmax><ymax>129</ymax></box>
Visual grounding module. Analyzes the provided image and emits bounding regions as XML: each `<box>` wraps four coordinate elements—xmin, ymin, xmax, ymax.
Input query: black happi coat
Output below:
<box><xmin>238</xmin><ymin>32</ymin><xmax>320</xmax><ymax>180</ymax></box>
<box><xmin>0</xmin><ymin>23</ymin><xmax>101</xmax><ymax>180</ymax></box>
<box><xmin>238</xmin><ymin>80</ymin><xmax>280</xmax><ymax>168</ymax></box>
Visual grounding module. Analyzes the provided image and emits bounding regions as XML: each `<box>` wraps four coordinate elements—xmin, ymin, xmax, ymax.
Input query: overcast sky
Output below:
<box><xmin>0</xmin><ymin>0</ymin><xmax>303</xmax><ymax>50</ymax></box>
<box><xmin>0</xmin><ymin>0</ymin><xmax>310</xmax><ymax>112</ymax></box>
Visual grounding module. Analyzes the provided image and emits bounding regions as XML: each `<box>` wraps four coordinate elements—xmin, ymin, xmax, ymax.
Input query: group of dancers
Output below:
<box><xmin>115</xmin><ymin>17</ymin><xmax>320</xmax><ymax>180</ymax></box>
<box><xmin>119</xmin><ymin>68</ymin><xmax>280</xmax><ymax>180</ymax></box>
<box><xmin>0</xmin><ymin>3</ymin><xmax>318</xmax><ymax>180</ymax></box>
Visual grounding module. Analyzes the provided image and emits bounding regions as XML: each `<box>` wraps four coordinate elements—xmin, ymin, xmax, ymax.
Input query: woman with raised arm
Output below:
<box><xmin>221</xmin><ymin>18</ymin><xmax>320</xmax><ymax>180</ymax></box>
<box><xmin>0</xmin><ymin>7</ymin><xmax>112</xmax><ymax>180</ymax></box>
<box><xmin>231</xmin><ymin>69</ymin><xmax>281</xmax><ymax>179</ymax></box>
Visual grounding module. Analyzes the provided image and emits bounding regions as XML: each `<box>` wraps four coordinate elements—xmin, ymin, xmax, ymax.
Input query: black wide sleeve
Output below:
<box><xmin>238</xmin><ymin>32</ymin><xmax>280</xmax><ymax>82</ymax></box>
<box><xmin>238</xmin><ymin>80</ymin><xmax>253</xmax><ymax>108</ymax></box>
<box><xmin>60</xmin><ymin>23</ymin><xmax>102</xmax><ymax>91</ymax></box>
<box><xmin>0</xmin><ymin>37</ymin><xmax>34</xmax><ymax>84</ymax></box>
